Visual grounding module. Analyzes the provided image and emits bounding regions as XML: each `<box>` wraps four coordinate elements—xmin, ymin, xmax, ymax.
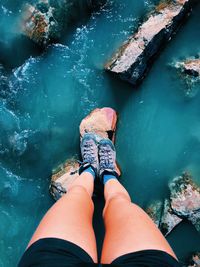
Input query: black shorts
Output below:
<box><xmin>18</xmin><ymin>238</ymin><xmax>182</xmax><ymax>267</ymax></box>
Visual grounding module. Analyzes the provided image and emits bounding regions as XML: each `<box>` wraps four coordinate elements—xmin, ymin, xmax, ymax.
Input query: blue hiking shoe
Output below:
<box><xmin>79</xmin><ymin>133</ymin><xmax>99</xmax><ymax>177</ymax></box>
<box><xmin>98</xmin><ymin>138</ymin><xmax>119</xmax><ymax>181</ymax></box>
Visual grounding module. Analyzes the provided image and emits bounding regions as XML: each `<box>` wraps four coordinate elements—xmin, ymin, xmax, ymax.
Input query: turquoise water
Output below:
<box><xmin>0</xmin><ymin>0</ymin><xmax>200</xmax><ymax>266</ymax></box>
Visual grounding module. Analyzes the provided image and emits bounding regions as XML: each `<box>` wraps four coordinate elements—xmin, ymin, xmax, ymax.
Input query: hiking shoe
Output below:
<box><xmin>98</xmin><ymin>139</ymin><xmax>119</xmax><ymax>181</ymax></box>
<box><xmin>79</xmin><ymin>133</ymin><xmax>99</xmax><ymax>176</ymax></box>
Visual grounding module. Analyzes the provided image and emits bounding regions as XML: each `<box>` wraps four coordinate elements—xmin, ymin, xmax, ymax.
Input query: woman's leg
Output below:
<box><xmin>28</xmin><ymin>171</ymin><xmax>98</xmax><ymax>262</ymax></box>
<box><xmin>101</xmin><ymin>179</ymin><xmax>177</xmax><ymax>264</ymax></box>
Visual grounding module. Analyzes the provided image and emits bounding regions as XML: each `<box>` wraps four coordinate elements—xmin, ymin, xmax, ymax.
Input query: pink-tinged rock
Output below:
<box><xmin>169</xmin><ymin>172</ymin><xmax>200</xmax><ymax>216</ymax></box>
<box><xmin>50</xmin><ymin>159</ymin><xmax>79</xmax><ymax>200</ymax></box>
<box><xmin>169</xmin><ymin>172</ymin><xmax>200</xmax><ymax>232</ymax></box>
<box><xmin>80</xmin><ymin>107</ymin><xmax>117</xmax><ymax>143</ymax></box>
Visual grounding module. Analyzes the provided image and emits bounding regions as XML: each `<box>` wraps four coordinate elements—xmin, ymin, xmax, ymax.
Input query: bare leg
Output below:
<box><xmin>28</xmin><ymin>172</ymin><xmax>98</xmax><ymax>262</ymax></box>
<box><xmin>101</xmin><ymin>179</ymin><xmax>177</xmax><ymax>264</ymax></box>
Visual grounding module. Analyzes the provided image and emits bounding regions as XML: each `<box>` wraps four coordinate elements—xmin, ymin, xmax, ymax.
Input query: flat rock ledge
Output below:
<box><xmin>21</xmin><ymin>0</ymin><xmax>106</xmax><ymax>46</ymax></box>
<box><xmin>146</xmin><ymin>172</ymin><xmax>200</xmax><ymax>236</ymax></box>
<box><xmin>105</xmin><ymin>0</ymin><xmax>192</xmax><ymax>86</ymax></box>
<box><xmin>175</xmin><ymin>58</ymin><xmax>200</xmax><ymax>77</ymax></box>
<box><xmin>49</xmin><ymin>107</ymin><xmax>119</xmax><ymax>201</ymax></box>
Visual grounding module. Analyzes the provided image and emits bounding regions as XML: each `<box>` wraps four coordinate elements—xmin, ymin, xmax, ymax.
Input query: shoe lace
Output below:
<box><xmin>82</xmin><ymin>140</ymin><xmax>96</xmax><ymax>163</ymax></box>
<box><xmin>99</xmin><ymin>147</ymin><xmax>114</xmax><ymax>169</ymax></box>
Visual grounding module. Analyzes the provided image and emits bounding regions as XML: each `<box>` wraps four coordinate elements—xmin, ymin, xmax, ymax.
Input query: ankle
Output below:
<box><xmin>103</xmin><ymin>173</ymin><xmax>118</xmax><ymax>184</ymax></box>
<box><xmin>82</xmin><ymin>166</ymin><xmax>96</xmax><ymax>179</ymax></box>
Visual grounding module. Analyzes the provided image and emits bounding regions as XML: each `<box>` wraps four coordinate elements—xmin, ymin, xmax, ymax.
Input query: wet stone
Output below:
<box><xmin>21</xmin><ymin>0</ymin><xmax>106</xmax><ymax>46</ymax></box>
<box><xmin>105</xmin><ymin>0</ymin><xmax>193</xmax><ymax>86</ymax></box>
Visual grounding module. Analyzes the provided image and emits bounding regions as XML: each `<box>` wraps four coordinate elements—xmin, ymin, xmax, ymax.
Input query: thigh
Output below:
<box><xmin>101</xmin><ymin>196</ymin><xmax>177</xmax><ymax>264</ymax></box>
<box><xmin>28</xmin><ymin>186</ymin><xmax>97</xmax><ymax>262</ymax></box>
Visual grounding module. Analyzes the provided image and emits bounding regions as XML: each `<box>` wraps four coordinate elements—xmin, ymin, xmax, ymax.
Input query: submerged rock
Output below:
<box><xmin>159</xmin><ymin>199</ymin><xmax>183</xmax><ymax>236</ymax></box>
<box><xmin>50</xmin><ymin>107</ymin><xmax>119</xmax><ymax>200</ymax></box>
<box><xmin>169</xmin><ymin>172</ymin><xmax>200</xmax><ymax>232</ymax></box>
<box><xmin>21</xmin><ymin>0</ymin><xmax>106</xmax><ymax>46</ymax></box>
<box><xmin>105</xmin><ymin>0</ymin><xmax>192</xmax><ymax>86</ymax></box>
<box><xmin>188</xmin><ymin>252</ymin><xmax>200</xmax><ymax>267</ymax></box>
<box><xmin>175</xmin><ymin>58</ymin><xmax>200</xmax><ymax>77</ymax></box>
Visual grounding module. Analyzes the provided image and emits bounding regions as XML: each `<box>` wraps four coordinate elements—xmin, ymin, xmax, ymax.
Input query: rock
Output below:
<box><xmin>50</xmin><ymin>107</ymin><xmax>119</xmax><ymax>200</ymax></box>
<box><xmin>80</xmin><ymin>107</ymin><xmax>117</xmax><ymax>142</ymax></box>
<box><xmin>159</xmin><ymin>199</ymin><xmax>183</xmax><ymax>236</ymax></box>
<box><xmin>169</xmin><ymin>172</ymin><xmax>200</xmax><ymax>231</ymax></box>
<box><xmin>21</xmin><ymin>0</ymin><xmax>106</xmax><ymax>46</ymax></box>
<box><xmin>146</xmin><ymin>199</ymin><xmax>183</xmax><ymax>236</ymax></box>
<box><xmin>21</xmin><ymin>2</ymin><xmax>54</xmax><ymax>46</ymax></box>
<box><xmin>146</xmin><ymin>200</ymin><xmax>163</xmax><ymax>227</ymax></box>
<box><xmin>169</xmin><ymin>172</ymin><xmax>200</xmax><ymax>217</ymax></box>
<box><xmin>175</xmin><ymin>58</ymin><xmax>200</xmax><ymax>77</ymax></box>
<box><xmin>50</xmin><ymin>158</ymin><xmax>79</xmax><ymax>200</ymax></box>
<box><xmin>188</xmin><ymin>252</ymin><xmax>200</xmax><ymax>267</ymax></box>
<box><xmin>105</xmin><ymin>0</ymin><xmax>192</xmax><ymax>86</ymax></box>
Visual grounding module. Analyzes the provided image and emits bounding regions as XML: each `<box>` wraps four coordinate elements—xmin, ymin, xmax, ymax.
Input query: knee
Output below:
<box><xmin>103</xmin><ymin>192</ymin><xmax>131</xmax><ymax>217</ymax></box>
<box><xmin>106</xmin><ymin>191</ymin><xmax>131</xmax><ymax>204</ymax></box>
<box><xmin>67</xmin><ymin>185</ymin><xmax>94</xmax><ymax>208</ymax></box>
